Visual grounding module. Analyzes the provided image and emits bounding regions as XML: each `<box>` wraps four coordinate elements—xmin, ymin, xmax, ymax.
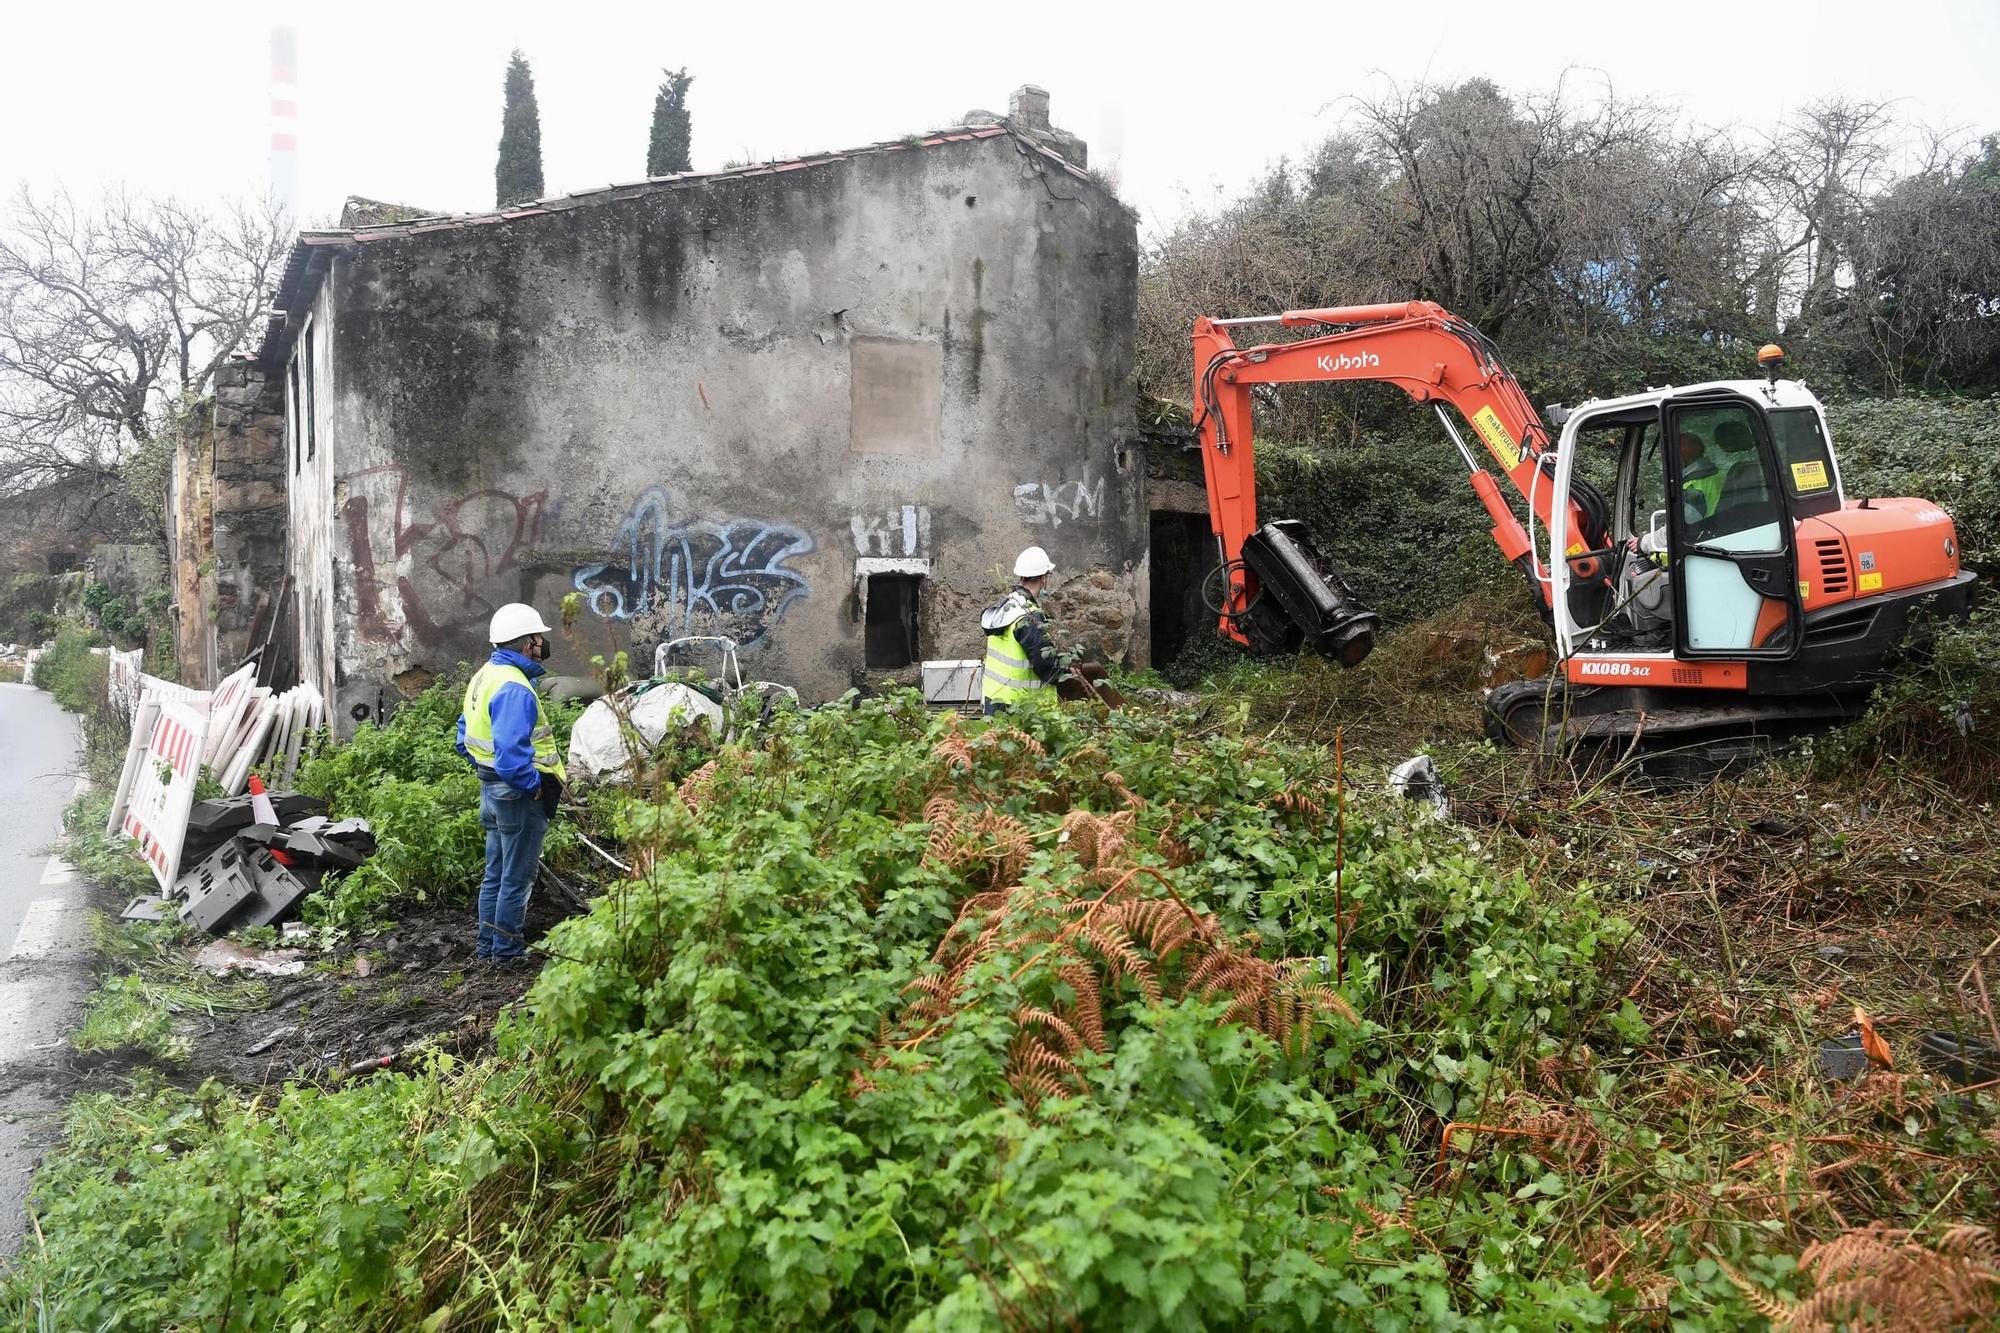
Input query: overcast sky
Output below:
<box><xmin>5</xmin><ymin>0</ymin><xmax>1999</xmax><ymax>239</ymax></box>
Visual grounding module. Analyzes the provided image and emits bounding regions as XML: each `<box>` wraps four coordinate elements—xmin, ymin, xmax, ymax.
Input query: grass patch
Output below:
<box><xmin>71</xmin><ymin>916</ymin><xmax>268</xmax><ymax>1063</ymax></box>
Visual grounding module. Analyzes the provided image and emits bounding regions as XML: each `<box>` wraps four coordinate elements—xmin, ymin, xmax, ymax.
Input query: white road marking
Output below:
<box><xmin>8</xmin><ymin>897</ymin><xmax>79</xmax><ymax>962</ymax></box>
<box><xmin>0</xmin><ymin>980</ymin><xmax>41</xmax><ymax>1061</ymax></box>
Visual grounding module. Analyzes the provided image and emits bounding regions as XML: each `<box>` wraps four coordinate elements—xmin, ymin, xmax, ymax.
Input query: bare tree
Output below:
<box><xmin>1747</xmin><ymin>97</ymin><xmax>1895</xmax><ymax>328</ymax></box>
<box><xmin>0</xmin><ymin>188</ymin><xmax>288</xmax><ymax>495</ymax></box>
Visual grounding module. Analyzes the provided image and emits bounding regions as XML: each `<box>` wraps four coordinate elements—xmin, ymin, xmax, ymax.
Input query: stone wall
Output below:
<box><xmin>173</xmin><ymin>363</ymin><xmax>291</xmax><ymax>685</ymax></box>
<box><xmin>281</xmin><ymin>128</ymin><xmax>1143</xmax><ymax>727</ymax></box>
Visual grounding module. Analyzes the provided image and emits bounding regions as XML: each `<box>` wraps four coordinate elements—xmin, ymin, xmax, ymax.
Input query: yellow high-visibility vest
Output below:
<box><xmin>981</xmin><ymin>592</ymin><xmax>1053</xmax><ymax>709</ymax></box>
<box><xmin>460</xmin><ymin>661</ymin><xmax>567</xmax><ymax>782</ymax></box>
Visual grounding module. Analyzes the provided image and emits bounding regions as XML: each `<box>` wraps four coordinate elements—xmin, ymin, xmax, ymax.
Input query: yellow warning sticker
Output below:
<box><xmin>1858</xmin><ymin>571</ymin><xmax>1883</xmax><ymax>593</ymax></box>
<box><xmin>1799</xmin><ymin>580</ymin><xmax>1811</xmax><ymax>601</ymax></box>
<box><xmin>1470</xmin><ymin>406</ymin><xmax>1521</xmax><ymax>470</ymax></box>
<box><xmin>1790</xmin><ymin>459</ymin><xmax>1830</xmax><ymax>490</ymax></box>
<box><xmin>1566</xmin><ymin>541</ymin><xmax>1587</xmax><ymax>557</ymax></box>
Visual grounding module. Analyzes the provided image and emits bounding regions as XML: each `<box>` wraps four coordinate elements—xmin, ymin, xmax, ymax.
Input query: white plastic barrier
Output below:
<box><xmin>117</xmin><ymin>695</ymin><xmax>213</xmax><ymax>893</ymax></box>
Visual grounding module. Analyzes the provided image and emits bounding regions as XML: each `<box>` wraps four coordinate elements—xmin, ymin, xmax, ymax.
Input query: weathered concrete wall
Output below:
<box><xmin>295</xmin><ymin>131</ymin><xmax>1141</xmax><ymax>725</ymax></box>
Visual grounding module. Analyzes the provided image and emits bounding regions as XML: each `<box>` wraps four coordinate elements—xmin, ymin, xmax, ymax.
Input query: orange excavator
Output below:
<box><xmin>1192</xmin><ymin>301</ymin><xmax>1977</xmax><ymax>748</ymax></box>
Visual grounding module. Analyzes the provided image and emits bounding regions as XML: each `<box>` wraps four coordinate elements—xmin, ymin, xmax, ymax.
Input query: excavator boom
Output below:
<box><xmin>1194</xmin><ymin>301</ymin><xmax>1600</xmax><ymax>659</ymax></box>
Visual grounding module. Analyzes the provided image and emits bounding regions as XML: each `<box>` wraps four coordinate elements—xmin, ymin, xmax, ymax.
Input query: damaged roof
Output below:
<box><xmin>256</xmin><ymin>122</ymin><xmax>1107</xmax><ymax>367</ymax></box>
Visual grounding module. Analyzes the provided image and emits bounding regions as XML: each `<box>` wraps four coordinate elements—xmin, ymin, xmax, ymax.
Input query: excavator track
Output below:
<box><xmin>1483</xmin><ymin>676</ymin><xmax>1863</xmax><ymax>759</ymax></box>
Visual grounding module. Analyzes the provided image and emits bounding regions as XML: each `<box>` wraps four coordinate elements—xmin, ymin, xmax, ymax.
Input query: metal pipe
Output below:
<box><xmin>1432</xmin><ymin>404</ymin><xmax>1483</xmax><ymax>474</ymax></box>
<box><xmin>1211</xmin><ymin>315</ymin><xmax>1285</xmax><ymax>328</ymax></box>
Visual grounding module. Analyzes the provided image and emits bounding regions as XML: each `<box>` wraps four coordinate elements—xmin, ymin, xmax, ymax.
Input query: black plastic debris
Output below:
<box><xmin>179</xmin><ymin>843</ymin><xmax>262</xmax><ymax>933</ymax></box>
<box><xmin>166</xmin><ymin>789</ymin><xmax>370</xmax><ymax>936</ymax></box>
<box><xmin>119</xmin><ymin>896</ymin><xmax>174</xmax><ymax>923</ymax></box>
<box><xmin>233</xmin><ymin>847</ymin><xmax>316</xmax><ymax>929</ymax></box>
<box><xmin>1818</xmin><ymin>1033</ymin><xmax>1871</xmax><ymax>1082</ymax></box>
<box><xmin>1916</xmin><ymin>1031</ymin><xmax>2000</xmax><ymax>1085</ymax></box>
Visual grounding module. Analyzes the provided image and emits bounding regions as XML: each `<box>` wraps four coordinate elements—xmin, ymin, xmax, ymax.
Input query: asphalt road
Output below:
<box><xmin>0</xmin><ymin>682</ymin><xmax>89</xmax><ymax>1257</ymax></box>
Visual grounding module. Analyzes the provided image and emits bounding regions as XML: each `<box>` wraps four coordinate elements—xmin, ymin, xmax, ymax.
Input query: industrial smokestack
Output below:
<box><xmin>268</xmin><ymin>24</ymin><xmax>298</xmax><ymax>221</ymax></box>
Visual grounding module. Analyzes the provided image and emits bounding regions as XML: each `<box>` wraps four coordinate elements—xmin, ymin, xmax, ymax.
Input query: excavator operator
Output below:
<box><xmin>980</xmin><ymin>546</ymin><xmax>1064</xmax><ymax>715</ymax></box>
<box><xmin>1679</xmin><ymin>431</ymin><xmax>1724</xmax><ymax>524</ymax></box>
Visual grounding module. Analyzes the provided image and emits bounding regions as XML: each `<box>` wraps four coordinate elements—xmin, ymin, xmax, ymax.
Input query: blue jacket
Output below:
<box><xmin>455</xmin><ymin>648</ymin><xmax>548</xmax><ymax>792</ymax></box>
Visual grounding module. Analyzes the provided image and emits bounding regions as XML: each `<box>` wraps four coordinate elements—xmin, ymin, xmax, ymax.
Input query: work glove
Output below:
<box><xmin>536</xmin><ymin>772</ymin><xmax>564</xmax><ymax>818</ymax></box>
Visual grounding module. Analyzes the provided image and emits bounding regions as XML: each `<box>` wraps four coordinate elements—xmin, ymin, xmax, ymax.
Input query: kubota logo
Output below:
<box><xmin>1316</xmin><ymin>352</ymin><xmax>1381</xmax><ymax>373</ymax></box>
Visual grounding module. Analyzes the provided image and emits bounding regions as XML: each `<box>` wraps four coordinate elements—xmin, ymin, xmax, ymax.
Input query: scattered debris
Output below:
<box><xmin>192</xmin><ymin>940</ymin><xmax>307</xmax><ymax>978</ymax></box>
<box><xmin>164</xmin><ymin>792</ymin><xmax>374</xmax><ymax>936</ymax></box>
<box><xmin>1818</xmin><ymin>1034</ymin><xmax>1870</xmax><ymax>1082</ymax></box>
<box><xmin>243</xmin><ymin>1025</ymin><xmax>298</xmax><ymax>1056</ymax></box>
<box><xmin>567</xmin><ymin>681</ymin><xmax>725</xmax><ymax>783</ymax></box>
<box><xmin>1915</xmin><ymin>1031</ymin><xmax>2000</xmax><ymax>1085</ymax></box>
<box><xmin>1388</xmin><ymin>754</ymin><xmax>1450</xmax><ymax>815</ymax></box>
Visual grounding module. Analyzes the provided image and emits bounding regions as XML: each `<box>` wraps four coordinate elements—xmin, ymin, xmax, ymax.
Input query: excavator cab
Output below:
<box><xmin>1561</xmin><ymin>391</ymin><xmax>1806</xmax><ymax>659</ymax></box>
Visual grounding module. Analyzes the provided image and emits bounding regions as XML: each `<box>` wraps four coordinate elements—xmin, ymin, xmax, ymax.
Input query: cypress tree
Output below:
<box><xmin>495</xmin><ymin>50</ymin><xmax>545</xmax><ymax>208</ymax></box>
<box><xmin>646</xmin><ymin>68</ymin><xmax>694</xmax><ymax>176</ymax></box>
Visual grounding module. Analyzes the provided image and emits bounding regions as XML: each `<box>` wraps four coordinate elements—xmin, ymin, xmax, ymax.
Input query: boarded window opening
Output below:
<box><xmin>864</xmin><ymin>573</ymin><xmax>923</xmax><ymax>668</ymax></box>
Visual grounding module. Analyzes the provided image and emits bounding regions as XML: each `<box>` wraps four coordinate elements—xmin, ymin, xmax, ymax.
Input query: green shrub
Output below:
<box><xmin>3</xmin><ymin>696</ymin><xmax>1886</xmax><ymax>1330</ymax></box>
<box><xmin>34</xmin><ymin>622</ymin><xmax>107</xmax><ymax>715</ymax></box>
<box><xmin>295</xmin><ymin>672</ymin><xmax>580</xmax><ymax>927</ymax></box>
<box><xmin>1827</xmin><ymin>396</ymin><xmax>2000</xmax><ymax>563</ymax></box>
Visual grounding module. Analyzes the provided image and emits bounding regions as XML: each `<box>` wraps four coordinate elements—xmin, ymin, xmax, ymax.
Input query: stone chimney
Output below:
<box><xmin>1009</xmin><ymin>85</ymin><xmax>1052</xmax><ymax>133</ymax></box>
<box><xmin>1002</xmin><ymin>84</ymin><xmax>1087</xmax><ymax>169</ymax></box>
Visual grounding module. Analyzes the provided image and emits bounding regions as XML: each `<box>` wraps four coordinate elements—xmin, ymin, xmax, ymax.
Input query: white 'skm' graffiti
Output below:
<box><xmin>1014</xmin><ymin>475</ymin><xmax>1105</xmax><ymax>528</ymax></box>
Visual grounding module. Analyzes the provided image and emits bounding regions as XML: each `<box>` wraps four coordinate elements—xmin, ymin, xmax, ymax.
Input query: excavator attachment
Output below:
<box><xmin>1237</xmin><ymin>520</ymin><xmax>1379</xmax><ymax>667</ymax></box>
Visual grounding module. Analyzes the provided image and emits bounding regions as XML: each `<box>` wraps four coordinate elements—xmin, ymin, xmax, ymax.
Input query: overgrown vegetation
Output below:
<box><xmin>294</xmin><ymin>672</ymin><xmax>582</xmax><ymax>927</ymax></box>
<box><xmin>10</xmin><ymin>683</ymin><xmax>1998</xmax><ymax>1329</ymax></box>
<box><xmin>33</xmin><ymin>622</ymin><xmax>108</xmax><ymax>715</ymax></box>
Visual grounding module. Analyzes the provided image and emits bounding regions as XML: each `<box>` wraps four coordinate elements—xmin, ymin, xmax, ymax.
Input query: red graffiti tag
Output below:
<box><xmin>341</xmin><ymin>465</ymin><xmax>546</xmax><ymax>646</ymax></box>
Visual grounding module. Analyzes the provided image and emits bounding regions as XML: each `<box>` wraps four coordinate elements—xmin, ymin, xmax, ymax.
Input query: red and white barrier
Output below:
<box><xmin>118</xmin><ymin>697</ymin><xmax>212</xmax><ymax>893</ymax></box>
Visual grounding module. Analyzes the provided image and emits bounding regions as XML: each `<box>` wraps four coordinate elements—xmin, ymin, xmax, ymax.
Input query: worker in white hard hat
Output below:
<box><xmin>454</xmin><ymin>602</ymin><xmax>567</xmax><ymax>964</ymax></box>
<box><xmin>979</xmin><ymin>546</ymin><xmax>1064</xmax><ymax>715</ymax></box>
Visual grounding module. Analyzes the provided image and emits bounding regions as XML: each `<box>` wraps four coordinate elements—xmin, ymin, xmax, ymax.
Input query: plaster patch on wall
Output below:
<box><xmin>850</xmin><ymin>338</ymin><xmax>942</xmax><ymax>456</ymax></box>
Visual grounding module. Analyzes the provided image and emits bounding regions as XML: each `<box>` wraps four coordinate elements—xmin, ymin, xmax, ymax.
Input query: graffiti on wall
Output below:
<box><xmin>571</xmin><ymin>486</ymin><xmax>814</xmax><ymax>646</ymax></box>
<box><xmin>341</xmin><ymin>465</ymin><xmax>547</xmax><ymax>646</ymax></box>
<box><xmin>849</xmin><ymin>504</ymin><xmax>931</xmax><ymax>557</ymax></box>
<box><xmin>1014</xmin><ymin>474</ymin><xmax>1105</xmax><ymax>527</ymax></box>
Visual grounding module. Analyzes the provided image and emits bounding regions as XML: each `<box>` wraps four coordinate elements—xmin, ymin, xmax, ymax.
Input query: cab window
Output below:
<box><xmin>1673</xmin><ymin>404</ymin><xmax>1782</xmax><ymax>547</ymax></box>
<box><xmin>1768</xmin><ymin>408</ymin><xmax>1840</xmax><ymax>515</ymax></box>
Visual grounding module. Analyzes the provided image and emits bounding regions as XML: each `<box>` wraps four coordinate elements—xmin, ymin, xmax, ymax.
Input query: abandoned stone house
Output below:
<box><xmin>172</xmin><ymin>86</ymin><xmax>1156</xmax><ymax>730</ymax></box>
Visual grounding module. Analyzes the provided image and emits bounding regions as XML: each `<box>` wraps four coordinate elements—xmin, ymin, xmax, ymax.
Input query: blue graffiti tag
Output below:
<box><xmin>572</xmin><ymin>488</ymin><xmax>814</xmax><ymax>646</ymax></box>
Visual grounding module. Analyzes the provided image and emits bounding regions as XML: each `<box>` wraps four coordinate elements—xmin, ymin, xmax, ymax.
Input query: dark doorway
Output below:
<box><xmin>865</xmin><ymin>573</ymin><xmax>923</xmax><ymax>667</ymax></box>
<box><xmin>1149</xmin><ymin>512</ymin><xmax>1218</xmax><ymax>665</ymax></box>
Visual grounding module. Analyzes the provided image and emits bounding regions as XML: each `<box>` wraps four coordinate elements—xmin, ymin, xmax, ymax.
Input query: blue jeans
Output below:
<box><xmin>477</xmin><ymin>778</ymin><xmax>548</xmax><ymax>959</ymax></box>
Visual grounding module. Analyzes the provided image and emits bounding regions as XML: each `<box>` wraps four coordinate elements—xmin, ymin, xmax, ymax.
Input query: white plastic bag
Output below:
<box><xmin>565</xmin><ymin>683</ymin><xmax>725</xmax><ymax>784</ymax></box>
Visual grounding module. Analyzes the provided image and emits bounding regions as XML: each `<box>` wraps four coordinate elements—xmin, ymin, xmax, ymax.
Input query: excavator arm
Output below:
<box><xmin>1192</xmin><ymin>300</ymin><xmax>1604</xmax><ymax>663</ymax></box>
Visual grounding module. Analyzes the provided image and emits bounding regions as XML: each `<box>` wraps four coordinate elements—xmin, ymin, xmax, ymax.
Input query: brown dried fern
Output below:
<box><xmin>1729</xmin><ymin>1223</ymin><xmax>2000</xmax><ymax>1332</ymax></box>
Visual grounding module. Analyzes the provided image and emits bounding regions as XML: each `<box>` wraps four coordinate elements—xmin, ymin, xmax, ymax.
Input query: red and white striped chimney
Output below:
<box><xmin>268</xmin><ymin>24</ymin><xmax>298</xmax><ymax>220</ymax></box>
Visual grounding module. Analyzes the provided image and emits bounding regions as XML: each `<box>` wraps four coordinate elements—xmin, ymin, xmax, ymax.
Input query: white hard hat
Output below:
<box><xmin>1014</xmin><ymin>546</ymin><xmax>1055</xmax><ymax>578</ymax></box>
<box><xmin>488</xmin><ymin>602</ymin><xmax>552</xmax><ymax>643</ymax></box>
